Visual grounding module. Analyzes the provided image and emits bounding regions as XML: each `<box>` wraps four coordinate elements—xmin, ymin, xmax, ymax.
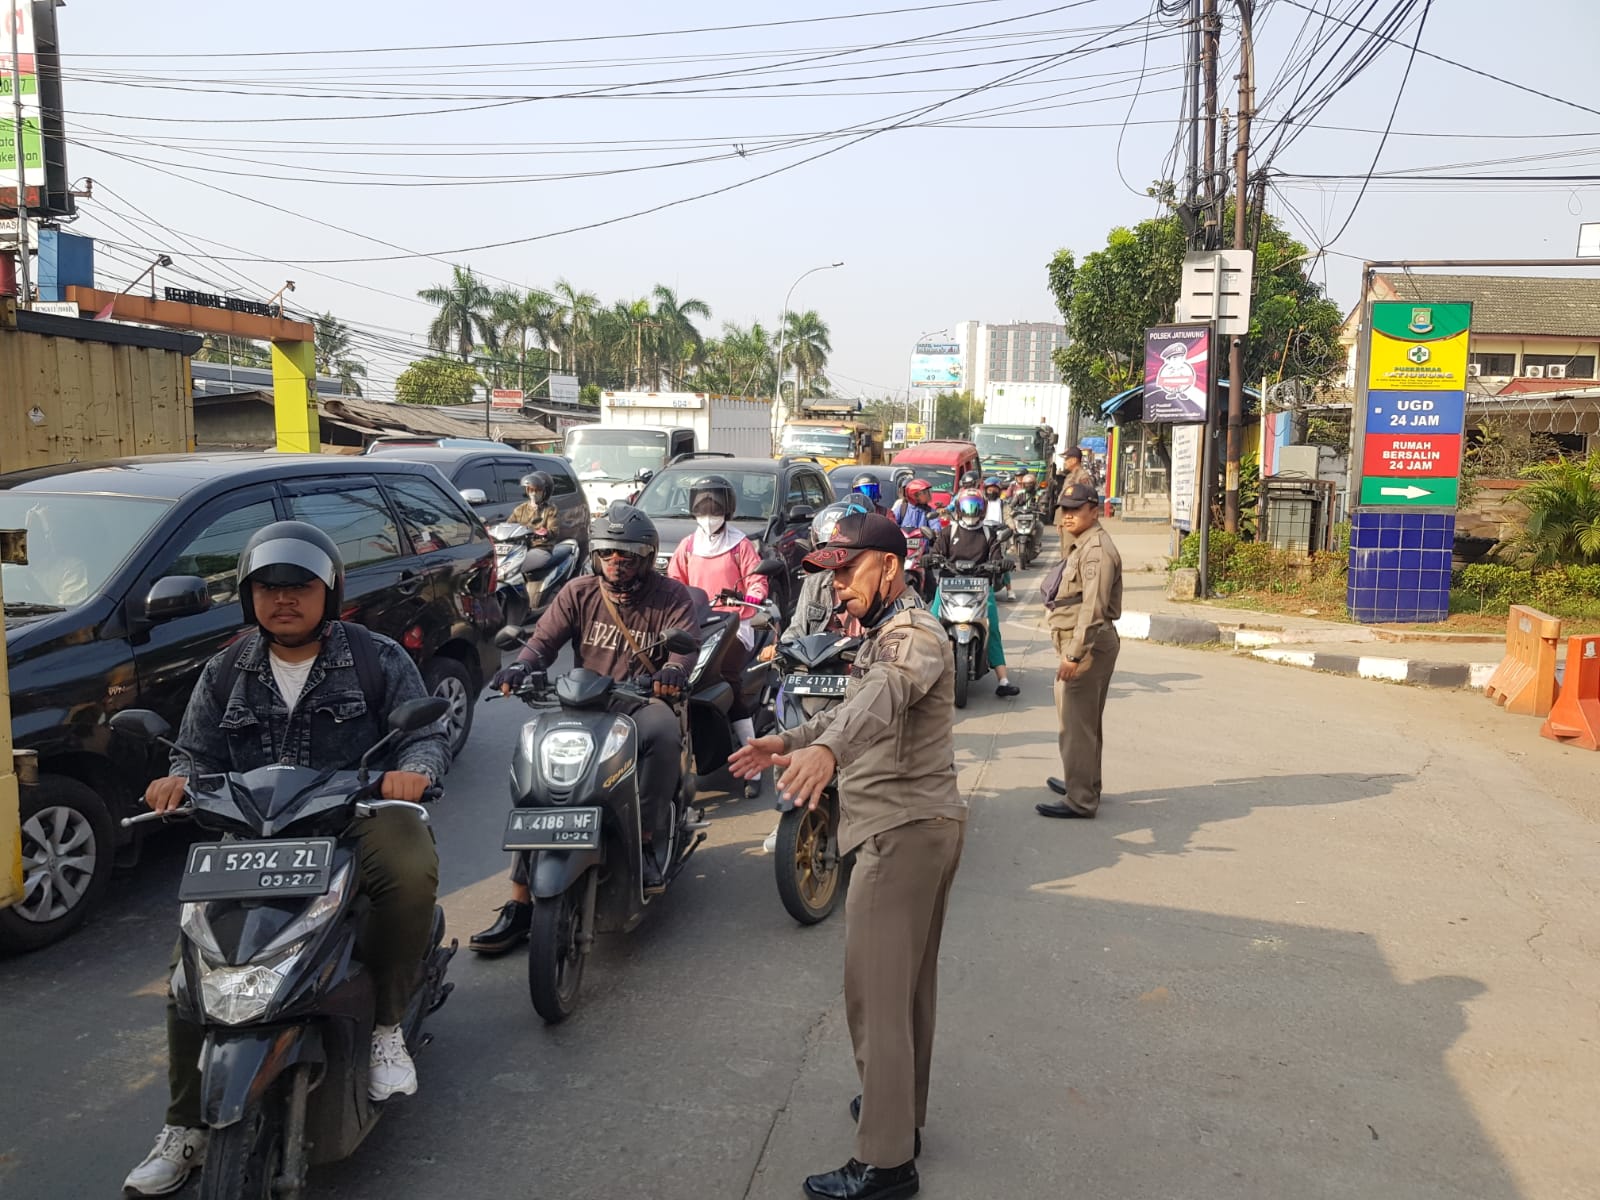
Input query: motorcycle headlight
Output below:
<box><xmin>198</xmin><ymin>939</ymin><xmax>306</xmax><ymax>1025</ymax></box>
<box><xmin>540</xmin><ymin>728</ymin><xmax>595</xmax><ymax>785</ymax></box>
<box><xmin>599</xmin><ymin>716</ymin><xmax>631</xmax><ymax>760</ymax></box>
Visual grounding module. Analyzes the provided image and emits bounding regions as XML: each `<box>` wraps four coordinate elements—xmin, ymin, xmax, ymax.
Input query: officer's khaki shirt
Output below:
<box><xmin>779</xmin><ymin>597</ymin><xmax>963</xmax><ymax>854</ymax></box>
<box><xmin>1046</xmin><ymin>523</ymin><xmax>1122</xmax><ymax>660</ymax></box>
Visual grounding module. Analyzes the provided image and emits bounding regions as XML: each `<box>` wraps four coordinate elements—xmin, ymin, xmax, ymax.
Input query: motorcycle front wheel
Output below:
<box><xmin>528</xmin><ymin>878</ymin><xmax>588</xmax><ymax>1024</ymax></box>
<box><xmin>774</xmin><ymin>798</ymin><xmax>844</xmax><ymax>925</ymax></box>
<box><xmin>953</xmin><ymin>640</ymin><xmax>972</xmax><ymax>709</ymax></box>
<box><xmin>198</xmin><ymin>1086</ymin><xmax>285</xmax><ymax>1200</ymax></box>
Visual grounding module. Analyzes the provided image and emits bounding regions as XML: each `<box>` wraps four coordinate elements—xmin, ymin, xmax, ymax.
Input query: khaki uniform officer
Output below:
<box><xmin>1054</xmin><ymin>447</ymin><xmax>1094</xmax><ymax>558</ymax></box>
<box><xmin>731</xmin><ymin>512</ymin><xmax>962</xmax><ymax>1200</ymax></box>
<box><xmin>1038</xmin><ymin>483</ymin><xmax>1122</xmax><ymax>819</ymax></box>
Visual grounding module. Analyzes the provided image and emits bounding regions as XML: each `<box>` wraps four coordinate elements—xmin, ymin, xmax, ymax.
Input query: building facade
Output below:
<box><xmin>908</xmin><ymin>318</ymin><xmax>1073</xmax><ymax>433</ymax></box>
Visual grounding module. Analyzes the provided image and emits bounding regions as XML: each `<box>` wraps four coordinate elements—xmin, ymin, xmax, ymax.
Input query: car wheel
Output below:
<box><xmin>424</xmin><ymin>657</ymin><xmax>474</xmax><ymax>757</ymax></box>
<box><xmin>0</xmin><ymin>774</ymin><xmax>116</xmax><ymax>953</ymax></box>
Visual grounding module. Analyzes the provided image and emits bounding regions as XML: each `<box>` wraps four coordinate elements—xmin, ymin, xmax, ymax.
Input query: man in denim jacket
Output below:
<box><xmin>124</xmin><ymin>522</ymin><xmax>449</xmax><ymax>1198</ymax></box>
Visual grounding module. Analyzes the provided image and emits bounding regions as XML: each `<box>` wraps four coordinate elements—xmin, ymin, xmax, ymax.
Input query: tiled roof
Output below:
<box><xmin>1376</xmin><ymin>273</ymin><xmax>1600</xmax><ymax>338</ymax></box>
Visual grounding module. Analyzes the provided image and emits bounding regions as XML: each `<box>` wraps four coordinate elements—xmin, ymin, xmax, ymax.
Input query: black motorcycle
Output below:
<box><xmin>1011</xmin><ymin>506</ymin><xmax>1042</xmax><ymax>569</ymax></box>
<box><xmin>490</xmin><ymin>625</ymin><xmax>702</xmax><ymax>1024</ymax></box>
<box><xmin>928</xmin><ymin>539</ymin><xmax>1016</xmax><ymax>709</ymax></box>
<box><xmin>769</xmin><ymin>629</ymin><xmax>862</xmax><ymax>925</ymax></box>
<box><xmin>112</xmin><ymin>698</ymin><xmax>456</xmax><ymax>1200</ymax></box>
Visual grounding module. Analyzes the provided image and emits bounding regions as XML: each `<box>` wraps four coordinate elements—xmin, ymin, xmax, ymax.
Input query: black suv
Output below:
<box><xmin>366</xmin><ymin>445</ymin><xmax>588</xmax><ymax>546</ymax></box>
<box><xmin>633</xmin><ymin>454</ymin><xmax>833</xmax><ymax>617</ymax></box>
<box><xmin>0</xmin><ymin>454</ymin><xmax>501</xmax><ymax>952</ymax></box>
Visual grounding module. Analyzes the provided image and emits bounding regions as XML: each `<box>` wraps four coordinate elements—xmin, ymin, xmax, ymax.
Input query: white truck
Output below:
<box><xmin>566</xmin><ymin>392</ymin><xmax>772</xmax><ymax>516</ymax></box>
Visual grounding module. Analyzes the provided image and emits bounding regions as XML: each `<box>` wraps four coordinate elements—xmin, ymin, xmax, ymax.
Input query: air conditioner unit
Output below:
<box><xmin>1466</xmin><ymin>363</ymin><xmax>1482</xmax><ymax>377</ymax></box>
<box><xmin>1546</xmin><ymin>364</ymin><xmax>1567</xmax><ymax>379</ymax></box>
<box><xmin>1525</xmin><ymin>365</ymin><xmax>1545</xmax><ymax>378</ymax></box>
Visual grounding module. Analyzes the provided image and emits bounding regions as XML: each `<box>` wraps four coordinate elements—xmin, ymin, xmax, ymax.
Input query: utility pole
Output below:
<box><xmin>1186</xmin><ymin>0</ymin><xmax>1202</xmax><ymax>212</ymax></box>
<box><xmin>7</xmin><ymin>1</ymin><xmax>31</xmax><ymax>309</ymax></box>
<box><xmin>1223</xmin><ymin>0</ymin><xmax>1254</xmax><ymax>533</ymax></box>
<box><xmin>1201</xmin><ymin>0</ymin><xmax>1220</xmax><ymax>250</ymax></box>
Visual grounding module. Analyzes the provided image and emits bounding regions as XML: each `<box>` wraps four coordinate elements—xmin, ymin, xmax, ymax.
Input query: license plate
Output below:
<box><xmin>503</xmin><ymin>806</ymin><xmax>603</xmax><ymax>851</ymax></box>
<box><xmin>179</xmin><ymin>838</ymin><xmax>336</xmax><ymax>902</ymax></box>
<box><xmin>785</xmin><ymin>673</ymin><xmax>848</xmax><ymax>697</ymax></box>
<box><xmin>941</xmin><ymin>577</ymin><xmax>987</xmax><ymax>590</ymax></box>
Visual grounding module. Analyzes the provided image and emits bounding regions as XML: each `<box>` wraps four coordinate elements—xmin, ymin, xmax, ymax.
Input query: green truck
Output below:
<box><xmin>970</xmin><ymin>423</ymin><xmax>1046</xmax><ymax>478</ymax></box>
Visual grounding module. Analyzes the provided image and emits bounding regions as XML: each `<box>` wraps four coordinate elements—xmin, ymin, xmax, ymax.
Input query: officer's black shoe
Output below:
<box><xmin>849</xmin><ymin>1096</ymin><xmax>921</xmax><ymax>1157</ymax></box>
<box><xmin>1036</xmin><ymin>800</ymin><xmax>1095</xmax><ymax>819</ymax></box>
<box><xmin>1046</xmin><ymin>777</ymin><xmax>1067</xmax><ymax>795</ymax></box>
<box><xmin>468</xmin><ymin>900</ymin><xmax>531</xmax><ymax>954</ymax></box>
<box><xmin>803</xmin><ymin>1159</ymin><xmax>919</xmax><ymax>1200</ymax></box>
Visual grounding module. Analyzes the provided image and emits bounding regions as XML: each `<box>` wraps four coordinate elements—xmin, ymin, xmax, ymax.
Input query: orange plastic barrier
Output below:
<box><xmin>1483</xmin><ymin>605</ymin><xmax>1562</xmax><ymax>717</ymax></box>
<box><xmin>1541</xmin><ymin>635</ymin><xmax>1600</xmax><ymax>751</ymax></box>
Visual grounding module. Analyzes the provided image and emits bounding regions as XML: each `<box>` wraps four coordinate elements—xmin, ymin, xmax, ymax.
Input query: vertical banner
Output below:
<box><xmin>1359</xmin><ymin>302</ymin><xmax>1470</xmax><ymax>507</ymax></box>
<box><xmin>1169</xmin><ymin>423</ymin><xmax>1201</xmax><ymax>531</ymax></box>
<box><xmin>1142</xmin><ymin>324</ymin><xmax>1211</xmax><ymax>423</ymax></box>
<box><xmin>0</xmin><ymin>2</ymin><xmax>44</xmax><ymax>196</ymax></box>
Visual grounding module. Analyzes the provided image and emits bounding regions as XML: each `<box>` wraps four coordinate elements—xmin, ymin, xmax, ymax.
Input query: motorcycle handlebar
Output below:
<box><xmin>121</xmin><ymin>804</ymin><xmax>194</xmax><ymax>829</ymax></box>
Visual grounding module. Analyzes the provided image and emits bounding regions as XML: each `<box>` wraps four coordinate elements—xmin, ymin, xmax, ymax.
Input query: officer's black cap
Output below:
<box><xmin>802</xmin><ymin>512</ymin><xmax>907</xmax><ymax>572</ymax></box>
<box><xmin>1055</xmin><ymin>482</ymin><xmax>1100</xmax><ymax>511</ymax></box>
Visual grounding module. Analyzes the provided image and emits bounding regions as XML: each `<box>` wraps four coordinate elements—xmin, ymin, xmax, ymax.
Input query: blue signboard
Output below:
<box><xmin>1365</xmin><ymin>390</ymin><xmax>1465</xmax><ymax>436</ymax></box>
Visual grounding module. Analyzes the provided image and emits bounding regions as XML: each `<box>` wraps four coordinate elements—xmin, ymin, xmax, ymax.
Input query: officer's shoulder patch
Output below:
<box><xmin>875</xmin><ymin>630</ymin><xmax>909</xmax><ymax>663</ymax></box>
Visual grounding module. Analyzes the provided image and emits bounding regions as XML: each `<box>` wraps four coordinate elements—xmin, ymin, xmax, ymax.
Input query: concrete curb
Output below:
<box><xmin>1112</xmin><ymin>609</ymin><xmax>1501</xmax><ymax>691</ymax></box>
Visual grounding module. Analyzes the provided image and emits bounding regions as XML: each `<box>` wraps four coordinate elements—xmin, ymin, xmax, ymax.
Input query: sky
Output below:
<box><xmin>40</xmin><ymin>0</ymin><xmax>1600</xmax><ymax>399</ymax></box>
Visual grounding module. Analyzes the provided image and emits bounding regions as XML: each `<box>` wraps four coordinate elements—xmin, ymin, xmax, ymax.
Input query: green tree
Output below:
<box><xmin>418</xmin><ymin>265</ymin><xmax>498</xmax><ymax>363</ymax></box>
<box><xmin>778</xmin><ymin>309</ymin><xmax>832</xmax><ymax>408</ymax></box>
<box><xmin>552</xmin><ymin>278</ymin><xmax>598</xmax><ymax>379</ymax></box>
<box><xmin>195</xmin><ymin>335</ymin><xmax>270</xmax><ymax>368</ymax></box>
<box><xmin>1046</xmin><ymin>203</ymin><xmax>1345</xmax><ymax>416</ymax></box>
<box><xmin>694</xmin><ymin>321</ymin><xmax>775</xmax><ymax>395</ymax></box>
<box><xmin>491</xmin><ymin>287</ymin><xmax>559</xmax><ymax>392</ymax></box>
<box><xmin>650</xmin><ymin>284</ymin><xmax>712</xmax><ymax>388</ymax></box>
<box><xmin>931</xmin><ymin>390</ymin><xmax>984</xmax><ymax>439</ymax></box>
<box><xmin>312</xmin><ymin>313</ymin><xmax>368</xmax><ymax>397</ymax></box>
<box><xmin>395</xmin><ymin>356</ymin><xmax>485</xmax><ymax>407</ymax></box>
<box><xmin>1505</xmin><ymin>454</ymin><xmax>1600</xmax><ymax>567</ymax></box>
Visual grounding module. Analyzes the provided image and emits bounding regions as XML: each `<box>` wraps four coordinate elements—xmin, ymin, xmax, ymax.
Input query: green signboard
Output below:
<box><xmin>0</xmin><ymin>116</ymin><xmax>44</xmax><ymax>173</ymax></box>
<box><xmin>1359</xmin><ymin>477</ymin><xmax>1459</xmax><ymax>508</ymax></box>
<box><xmin>1369</xmin><ymin>302</ymin><xmax>1472</xmax><ymax>343</ymax></box>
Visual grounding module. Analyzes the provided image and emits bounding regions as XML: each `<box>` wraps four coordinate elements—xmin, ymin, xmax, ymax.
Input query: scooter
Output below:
<box><xmin>903</xmin><ymin>527</ymin><xmax>937</xmax><ymax>603</ymax></box>
<box><xmin>490</xmin><ymin>624</ymin><xmax>703</xmax><ymax>1024</ymax></box>
<box><xmin>1011</xmin><ymin>507</ymin><xmax>1042</xmax><ymax>569</ymax></box>
<box><xmin>488</xmin><ymin>523</ymin><xmax>581</xmax><ymax>627</ymax></box>
<box><xmin>928</xmin><ymin>537</ymin><xmax>1016</xmax><ymax>709</ymax></box>
<box><xmin>768</xmin><ymin>629</ymin><xmax>862</xmax><ymax>925</ymax></box>
<box><xmin>111</xmin><ymin>698</ymin><xmax>456</xmax><ymax>1200</ymax></box>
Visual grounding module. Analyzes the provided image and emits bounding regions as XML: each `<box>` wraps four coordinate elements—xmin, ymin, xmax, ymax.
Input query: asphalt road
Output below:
<box><xmin>3</xmin><ymin>559</ymin><xmax>1597</xmax><ymax>1200</ymax></box>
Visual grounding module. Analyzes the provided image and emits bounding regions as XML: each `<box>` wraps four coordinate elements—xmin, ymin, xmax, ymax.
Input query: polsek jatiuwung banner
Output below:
<box><xmin>1142</xmin><ymin>324</ymin><xmax>1210</xmax><ymax>424</ymax></box>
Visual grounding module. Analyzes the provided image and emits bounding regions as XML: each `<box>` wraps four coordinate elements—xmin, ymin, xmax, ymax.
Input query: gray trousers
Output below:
<box><xmin>844</xmin><ymin>816</ymin><xmax>966</xmax><ymax>1167</ymax></box>
<box><xmin>1051</xmin><ymin>624</ymin><xmax>1120</xmax><ymax>814</ymax></box>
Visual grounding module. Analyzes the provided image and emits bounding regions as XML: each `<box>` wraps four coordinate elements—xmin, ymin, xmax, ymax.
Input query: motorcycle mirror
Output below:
<box><xmin>754</xmin><ymin>555</ymin><xmax>787</xmax><ymax>577</ymax></box>
<box><xmin>109</xmin><ymin>708</ymin><xmax>172</xmax><ymax>743</ymax></box>
<box><xmin>493</xmin><ymin>625</ymin><xmax>525</xmax><ymax>651</ymax></box>
<box><xmin>997</xmin><ymin>527</ymin><xmax>1015</xmax><ymax>543</ymax></box>
<box><xmin>660</xmin><ymin>627</ymin><xmax>700</xmax><ymax>655</ymax></box>
<box><xmin>389</xmin><ymin>696</ymin><xmax>450</xmax><ymax>733</ymax></box>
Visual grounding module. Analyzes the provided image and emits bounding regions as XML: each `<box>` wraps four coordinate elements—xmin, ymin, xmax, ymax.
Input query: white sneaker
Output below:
<box><xmin>123</xmin><ymin>1125</ymin><xmax>207</xmax><ymax>1196</ymax></box>
<box><xmin>369</xmin><ymin>1023</ymin><xmax>418</xmax><ymax>1101</ymax></box>
<box><xmin>762</xmin><ymin>822</ymin><xmax>780</xmax><ymax>854</ymax></box>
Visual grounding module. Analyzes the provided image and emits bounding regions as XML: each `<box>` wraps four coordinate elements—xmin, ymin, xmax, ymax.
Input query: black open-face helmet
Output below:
<box><xmin>959</xmin><ymin>469</ymin><xmax>981</xmax><ymax>491</ymax></box>
<box><xmin>238</xmin><ymin>521</ymin><xmax>344</xmax><ymax>629</ymax></box>
<box><xmin>688</xmin><ymin>475</ymin><xmax>737</xmax><ymax>519</ymax></box>
<box><xmin>851</xmin><ymin>473</ymin><xmax>881</xmax><ymax>504</ymax></box>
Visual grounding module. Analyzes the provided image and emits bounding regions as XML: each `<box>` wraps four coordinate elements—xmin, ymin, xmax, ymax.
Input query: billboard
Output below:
<box><xmin>1142</xmin><ymin>324</ymin><xmax>1210</xmax><ymax>423</ymax></box>
<box><xmin>490</xmin><ymin>388</ymin><xmax>524</xmax><ymax>411</ymax></box>
<box><xmin>548</xmin><ymin>373</ymin><xmax>580</xmax><ymax>405</ymax></box>
<box><xmin>910</xmin><ymin>341</ymin><xmax>963</xmax><ymax>392</ymax></box>
<box><xmin>1</xmin><ymin>2</ymin><xmax>71</xmax><ymax>217</ymax></box>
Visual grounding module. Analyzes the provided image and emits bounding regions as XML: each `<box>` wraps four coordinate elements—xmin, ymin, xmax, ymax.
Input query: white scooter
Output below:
<box><xmin>488</xmin><ymin>523</ymin><xmax>580</xmax><ymax>627</ymax></box>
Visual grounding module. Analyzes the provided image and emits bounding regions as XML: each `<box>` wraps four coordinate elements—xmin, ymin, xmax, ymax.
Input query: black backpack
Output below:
<box><xmin>211</xmin><ymin>621</ymin><xmax>384</xmax><ymax>712</ymax></box>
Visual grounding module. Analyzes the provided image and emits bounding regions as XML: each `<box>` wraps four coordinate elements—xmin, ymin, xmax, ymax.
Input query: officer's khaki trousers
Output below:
<box><xmin>844</xmin><ymin>815</ymin><xmax>965</xmax><ymax>1167</ymax></box>
<box><xmin>1051</xmin><ymin>624</ymin><xmax>1120</xmax><ymax>814</ymax></box>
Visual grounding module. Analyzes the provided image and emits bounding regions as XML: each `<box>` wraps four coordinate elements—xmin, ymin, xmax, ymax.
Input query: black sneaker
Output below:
<box><xmin>996</xmin><ymin>682</ymin><xmax>1020</xmax><ymax>697</ymax></box>
<box><xmin>468</xmin><ymin>900</ymin><xmax>531</xmax><ymax>954</ymax></box>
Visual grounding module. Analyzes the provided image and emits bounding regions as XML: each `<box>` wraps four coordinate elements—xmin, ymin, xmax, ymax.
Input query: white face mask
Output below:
<box><xmin>695</xmin><ymin>515</ymin><xmax>726</xmax><ymax>536</ymax></box>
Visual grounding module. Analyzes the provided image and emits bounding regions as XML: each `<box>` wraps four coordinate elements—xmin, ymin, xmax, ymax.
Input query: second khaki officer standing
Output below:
<box><xmin>731</xmin><ymin>512</ymin><xmax>962</xmax><ymax>1200</ymax></box>
<box><xmin>1054</xmin><ymin>446</ymin><xmax>1094</xmax><ymax>558</ymax></box>
<box><xmin>1038</xmin><ymin>483</ymin><xmax>1122</xmax><ymax>819</ymax></box>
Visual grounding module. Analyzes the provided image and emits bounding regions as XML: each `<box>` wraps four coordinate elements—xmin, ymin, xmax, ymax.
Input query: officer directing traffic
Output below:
<box><xmin>1038</xmin><ymin>483</ymin><xmax>1123</xmax><ymax>819</ymax></box>
<box><xmin>731</xmin><ymin>512</ymin><xmax>963</xmax><ymax>1200</ymax></box>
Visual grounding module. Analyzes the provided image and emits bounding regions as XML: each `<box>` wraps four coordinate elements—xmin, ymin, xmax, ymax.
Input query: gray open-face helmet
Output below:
<box><xmin>237</xmin><ymin>520</ymin><xmax>344</xmax><ymax>628</ymax></box>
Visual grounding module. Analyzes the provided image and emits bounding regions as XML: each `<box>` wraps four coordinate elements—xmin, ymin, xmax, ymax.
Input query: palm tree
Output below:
<box><xmin>418</xmin><ymin>265</ymin><xmax>498</xmax><ymax>362</ymax></box>
<box><xmin>552</xmin><ymin>278</ymin><xmax>598</xmax><ymax>379</ymax></box>
<box><xmin>492</xmin><ymin>287</ymin><xmax>559</xmax><ymax>392</ymax></box>
<box><xmin>312</xmin><ymin>313</ymin><xmax>368</xmax><ymax>397</ymax></box>
<box><xmin>195</xmin><ymin>335</ymin><xmax>270</xmax><ymax>368</ymax></box>
<box><xmin>650</xmin><ymin>284</ymin><xmax>712</xmax><ymax>388</ymax></box>
<box><xmin>694</xmin><ymin>321</ymin><xmax>775</xmax><ymax>396</ymax></box>
<box><xmin>780</xmin><ymin>309</ymin><xmax>832</xmax><ymax>404</ymax></box>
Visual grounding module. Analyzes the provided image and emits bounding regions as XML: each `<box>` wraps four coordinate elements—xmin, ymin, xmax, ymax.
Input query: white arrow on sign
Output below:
<box><xmin>1380</xmin><ymin>484</ymin><xmax>1432</xmax><ymax>499</ymax></box>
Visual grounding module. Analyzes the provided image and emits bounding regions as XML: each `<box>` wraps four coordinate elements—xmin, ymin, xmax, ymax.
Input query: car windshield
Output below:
<box><xmin>898</xmin><ymin>465</ymin><xmax>956</xmax><ymax>495</ymax></box>
<box><xmin>973</xmin><ymin>427</ymin><xmax>1037</xmax><ymax>459</ymax></box>
<box><xmin>782</xmin><ymin>428</ymin><xmax>854</xmax><ymax>456</ymax></box>
<box><xmin>0</xmin><ymin>493</ymin><xmax>174</xmax><ymax>610</ymax></box>
<box><xmin>637</xmin><ymin>468</ymin><xmax>776</xmax><ymax>520</ymax></box>
<box><xmin>565</xmin><ymin>429</ymin><xmax>669</xmax><ymax>482</ymax></box>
